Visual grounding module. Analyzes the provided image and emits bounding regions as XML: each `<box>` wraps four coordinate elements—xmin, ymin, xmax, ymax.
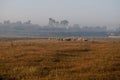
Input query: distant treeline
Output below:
<box><xmin>0</xmin><ymin>20</ymin><xmax>120</xmax><ymax>38</ymax></box>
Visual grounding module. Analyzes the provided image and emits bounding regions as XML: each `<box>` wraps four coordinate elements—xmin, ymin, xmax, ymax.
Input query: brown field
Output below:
<box><xmin>0</xmin><ymin>39</ymin><xmax>120</xmax><ymax>80</ymax></box>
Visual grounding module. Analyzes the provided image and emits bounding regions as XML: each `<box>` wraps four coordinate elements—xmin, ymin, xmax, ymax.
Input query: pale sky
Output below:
<box><xmin>0</xmin><ymin>0</ymin><xmax>120</xmax><ymax>27</ymax></box>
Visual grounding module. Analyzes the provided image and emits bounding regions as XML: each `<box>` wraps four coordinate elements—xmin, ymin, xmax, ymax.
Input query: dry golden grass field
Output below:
<box><xmin>0</xmin><ymin>39</ymin><xmax>120</xmax><ymax>80</ymax></box>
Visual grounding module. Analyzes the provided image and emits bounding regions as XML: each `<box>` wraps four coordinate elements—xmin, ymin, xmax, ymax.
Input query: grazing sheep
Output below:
<box><xmin>66</xmin><ymin>38</ymin><xmax>72</xmax><ymax>41</ymax></box>
<box><xmin>82</xmin><ymin>38</ymin><xmax>88</xmax><ymax>41</ymax></box>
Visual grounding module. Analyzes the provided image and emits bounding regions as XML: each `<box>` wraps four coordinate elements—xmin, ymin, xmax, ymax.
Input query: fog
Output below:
<box><xmin>0</xmin><ymin>19</ymin><xmax>119</xmax><ymax>37</ymax></box>
<box><xmin>0</xmin><ymin>0</ymin><xmax>120</xmax><ymax>28</ymax></box>
<box><xmin>0</xmin><ymin>0</ymin><xmax>120</xmax><ymax>37</ymax></box>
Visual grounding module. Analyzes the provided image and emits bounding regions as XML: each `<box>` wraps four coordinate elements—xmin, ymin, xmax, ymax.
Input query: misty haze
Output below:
<box><xmin>0</xmin><ymin>0</ymin><xmax>120</xmax><ymax>80</ymax></box>
<box><xmin>0</xmin><ymin>18</ymin><xmax>120</xmax><ymax>38</ymax></box>
<box><xmin>0</xmin><ymin>19</ymin><xmax>108</xmax><ymax>37</ymax></box>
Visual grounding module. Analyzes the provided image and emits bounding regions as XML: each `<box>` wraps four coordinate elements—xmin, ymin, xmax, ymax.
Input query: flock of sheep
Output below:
<box><xmin>47</xmin><ymin>37</ymin><xmax>89</xmax><ymax>41</ymax></box>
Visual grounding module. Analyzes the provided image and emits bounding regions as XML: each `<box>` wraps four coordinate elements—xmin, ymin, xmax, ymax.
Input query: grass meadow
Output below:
<box><xmin>0</xmin><ymin>39</ymin><xmax>120</xmax><ymax>80</ymax></box>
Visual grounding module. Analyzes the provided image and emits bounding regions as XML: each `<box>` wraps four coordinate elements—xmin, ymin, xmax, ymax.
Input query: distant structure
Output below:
<box><xmin>15</xmin><ymin>21</ymin><xmax>22</xmax><ymax>25</ymax></box>
<box><xmin>4</xmin><ymin>20</ymin><xmax>10</xmax><ymax>24</ymax></box>
<box><xmin>0</xmin><ymin>19</ymin><xmax>118</xmax><ymax>37</ymax></box>
<box><xmin>60</xmin><ymin>20</ymin><xmax>69</xmax><ymax>27</ymax></box>
<box><xmin>49</xmin><ymin>18</ymin><xmax>55</xmax><ymax>27</ymax></box>
<box><xmin>73</xmin><ymin>24</ymin><xmax>80</xmax><ymax>28</ymax></box>
<box><xmin>81</xmin><ymin>26</ymin><xmax>107</xmax><ymax>32</ymax></box>
<box><xmin>49</xmin><ymin>18</ymin><xmax>69</xmax><ymax>28</ymax></box>
<box><xmin>24</xmin><ymin>20</ymin><xmax>31</xmax><ymax>24</ymax></box>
